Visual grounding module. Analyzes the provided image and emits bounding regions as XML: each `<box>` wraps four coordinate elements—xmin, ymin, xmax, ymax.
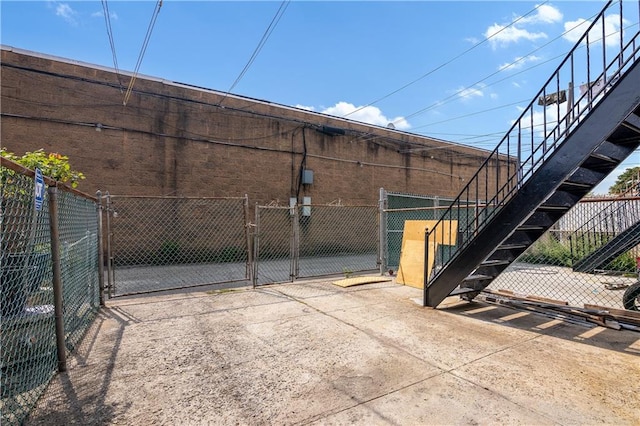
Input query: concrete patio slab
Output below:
<box><xmin>26</xmin><ymin>278</ymin><xmax>640</xmax><ymax>425</ymax></box>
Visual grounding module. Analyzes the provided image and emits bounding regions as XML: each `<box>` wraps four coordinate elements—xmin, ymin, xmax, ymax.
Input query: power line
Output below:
<box><xmin>123</xmin><ymin>0</ymin><xmax>163</xmax><ymax>106</ymax></box>
<box><xmin>101</xmin><ymin>0</ymin><xmax>122</xmax><ymax>91</ymax></box>
<box><xmin>397</xmin><ymin>8</ymin><xmax>608</xmax><ymax>130</ymax></box>
<box><xmin>342</xmin><ymin>1</ymin><xmax>550</xmax><ymax>118</ymax></box>
<box><xmin>218</xmin><ymin>0</ymin><xmax>290</xmax><ymax>107</ymax></box>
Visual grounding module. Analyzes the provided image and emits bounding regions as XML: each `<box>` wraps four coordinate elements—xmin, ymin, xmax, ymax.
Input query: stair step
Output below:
<box><xmin>518</xmin><ymin>225</ymin><xmax>545</xmax><ymax>231</ymax></box>
<box><xmin>480</xmin><ymin>259</ymin><xmax>511</xmax><ymax>267</ymax></box>
<box><xmin>463</xmin><ymin>274</ymin><xmax>493</xmax><ymax>282</ymax></box>
<box><xmin>521</xmin><ymin>212</ymin><xmax>556</xmax><ymax>229</ymax></box>
<box><xmin>504</xmin><ymin>230</ymin><xmax>534</xmax><ymax>246</ymax></box>
<box><xmin>564</xmin><ymin>167</ymin><xmax>606</xmax><ymax>187</ymax></box>
<box><xmin>591</xmin><ymin>140</ymin><xmax>635</xmax><ymax>163</ymax></box>
<box><xmin>622</xmin><ymin>112</ymin><xmax>640</xmax><ymax>132</ymax></box>
<box><xmin>497</xmin><ymin>243</ymin><xmax>529</xmax><ymax>250</ymax></box>
<box><xmin>448</xmin><ymin>287</ymin><xmax>481</xmax><ymax>296</ymax></box>
<box><xmin>540</xmin><ymin>190</ymin><xmax>581</xmax><ymax>210</ymax></box>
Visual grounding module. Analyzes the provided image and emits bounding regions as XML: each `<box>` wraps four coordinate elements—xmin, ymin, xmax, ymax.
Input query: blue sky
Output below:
<box><xmin>1</xmin><ymin>0</ymin><xmax>638</xmax><ymax>194</ymax></box>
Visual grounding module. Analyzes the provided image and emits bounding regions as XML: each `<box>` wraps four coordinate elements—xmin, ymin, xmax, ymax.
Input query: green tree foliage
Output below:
<box><xmin>1</xmin><ymin>148</ymin><xmax>85</xmax><ymax>188</ymax></box>
<box><xmin>609</xmin><ymin>166</ymin><xmax>640</xmax><ymax>195</ymax></box>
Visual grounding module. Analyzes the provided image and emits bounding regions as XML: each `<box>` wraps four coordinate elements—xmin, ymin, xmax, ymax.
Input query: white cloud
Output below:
<box><xmin>485</xmin><ymin>24</ymin><xmax>547</xmax><ymax>49</ymax></box>
<box><xmin>483</xmin><ymin>4</ymin><xmax>561</xmax><ymax>49</ymax></box>
<box><xmin>498</xmin><ymin>54</ymin><xmax>542</xmax><ymax>71</ymax></box>
<box><xmin>520</xmin><ymin>4</ymin><xmax>563</xmax><ymax>25</ymax></box>
<box><xmin>54</xmin><ymin>2</ymin><xmax>78</xmax><ymax>25</ymax></box>
<box><xmin>563</xmin><ymin>14</ymin><xmax>625</xmax><ymax>48</ymax></box>
<box><xmin>319</xmin><ymin>102</ymin><xmax>411</xmax><ymax>130</ymax></box>
<box><xmin>295</xmin><ymin>104</ymin><xmax>315</xmax><ymax>111</ymax></box>
<box><xmin>91</xmin><ymin>11</ymin><xmax>119</xmax><ymax>20</ymax></box>
<box><xmin>455</xmin><ymin>83</ymin><xmax>486</xmax><ymax>101</ymax></box>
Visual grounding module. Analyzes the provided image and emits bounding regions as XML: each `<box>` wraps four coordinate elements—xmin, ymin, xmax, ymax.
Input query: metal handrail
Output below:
<box><xmin>426</xmin><ymin>0</ymin><xmax>640</xmax><ymax>284</ymax></box>
<box><xmin>569</xmin><ymin>197</ymin><xmax>640</xmax><ymax>261</ymax></box>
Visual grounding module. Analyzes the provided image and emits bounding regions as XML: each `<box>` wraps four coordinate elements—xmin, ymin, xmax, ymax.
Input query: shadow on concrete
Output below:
<box><xmin>25</xmin><ymin>308</ymin><xmax>130</xmax><ymax>425</ymax></box>
<box><xmin>440</xmin><ymin>299</ymin><xmax>640</xmax><ymax>356</ymax></box>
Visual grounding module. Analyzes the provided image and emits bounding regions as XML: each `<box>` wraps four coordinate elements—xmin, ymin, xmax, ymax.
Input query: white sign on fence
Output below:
<box><xmin>34</xmin><ymin>167</ymin><xmax>45</xmax><ymax>211</ymax></box>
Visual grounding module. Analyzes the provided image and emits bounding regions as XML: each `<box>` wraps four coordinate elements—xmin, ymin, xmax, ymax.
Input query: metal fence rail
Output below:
<box><xmin>105</xmin><ymin>195</ymin><xmax>250</xmax><ymax>296</ymax></box>
<box><xmin>1</xmin><ymin>158</ymin><xmax>99</xmax><ymax>426</ymax></box>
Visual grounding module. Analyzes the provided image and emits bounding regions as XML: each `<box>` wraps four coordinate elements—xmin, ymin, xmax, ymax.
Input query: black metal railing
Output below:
<box><xmin>426</xmin><ymin>0</ymin><xmax>640</xmax><ymax>286</ymax></box>
<box><xmin>569</xmin><ymin>196</ymin><xmax>640</xmax><ymax>270</ymax></box>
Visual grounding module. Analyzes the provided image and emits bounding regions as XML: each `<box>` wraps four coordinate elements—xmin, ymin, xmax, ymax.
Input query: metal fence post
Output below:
<box><xmin>105</xmin><ymin>192</ymin><xmax>114</xmax><ymax>298</ymax></box>
<box><xmin>48</xmin><ymin>186</ymin><xmax>67</xmax><ymax>372</ymax></box>
<box><xmin>378</xmin><ymin>187</ymin><xmax>386</xmax><ymax>275</ymax></box>
<box><xmin>291</xmin><ymin>205</ymin><xmax>299</xmax><ymax>281</ymax></box>
<box><xmin>96</xmin><ymin>190</ymin><xmax>105</xmax><ymax>306</ymax></box>
<box><xmin>253</xmin><ymin>203</ymin><xmax>260</xmax><ymax>288</ymax></box>
<box><xmin>243</xmin><ymin>195</ymin><xmax>253</xmax><ymax>283</ymax></box>
<box><xmin>423</xmin><ymin>226</ymin><xmax>430</xmax><ymax>308</ymax></box>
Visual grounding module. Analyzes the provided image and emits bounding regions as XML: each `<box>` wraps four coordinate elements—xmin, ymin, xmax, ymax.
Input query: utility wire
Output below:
<box><xmin>398</xmin><ymin>8</ymin><xmax>610</xmax><ymax>133</ymax></box>
<box><xmin>101</xmin><ymin>0</ymin><xmax>123</xmax><ymax>91</ymax></box>
<box><xmin>343</xmin><ymin>1</ymin><xmax>550</xmax><ymax>118</ymax></box>
<box><xmin>218</xmin><ymin>0</ymin><xmax>290</xmax><ymax>107</ymax></box>
<box><xmin>123</xmin><ymin>0</ymin><xmax>163</xmax><ymax>106</ymax></box>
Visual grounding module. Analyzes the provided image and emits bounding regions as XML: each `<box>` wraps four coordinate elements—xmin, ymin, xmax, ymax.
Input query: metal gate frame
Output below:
<box><xmin>104</xmin><ymin>194</ymin><xmax>251</xmax><ymax>297</ymax></box>
<box><xmin>253</xmin><ymin>203</ymin><xmax>379</xmax><ymax>286</ymax></box>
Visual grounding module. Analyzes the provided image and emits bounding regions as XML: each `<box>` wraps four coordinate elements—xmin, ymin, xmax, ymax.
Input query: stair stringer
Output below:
<box><xmin>425</xmin><ymin>60</ymin><xmax>640</xmax><ymax>308</ymax></box>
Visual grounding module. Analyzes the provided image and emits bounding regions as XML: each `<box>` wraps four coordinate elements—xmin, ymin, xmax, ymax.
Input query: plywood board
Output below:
<box><xmin>332</xmin><ymin>276</ymin><xmax>393</xmax><ymax>288</ymax></box>
<box><xmin>396</xmin><ymin>220</ymin><xmax>458</xmax><ymax>289</ymax></box>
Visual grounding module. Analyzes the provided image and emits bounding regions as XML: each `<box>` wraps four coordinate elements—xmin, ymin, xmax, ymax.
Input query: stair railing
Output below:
<box><xmin>569</xmin><ymin>195</ymin><xmax>640</xmax><ymax>268</ymax></box>
<box><xmin>426</xmin><ymin>0</ymin><xmax>640</xmax><ymax>286</ymax></box>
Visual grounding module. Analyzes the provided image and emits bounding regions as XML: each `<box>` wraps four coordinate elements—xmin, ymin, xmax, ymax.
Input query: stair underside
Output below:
<box><xmin>425</xmin><ymin>60</ymin><xmax>640</xmax><ymax>308</ymax></box>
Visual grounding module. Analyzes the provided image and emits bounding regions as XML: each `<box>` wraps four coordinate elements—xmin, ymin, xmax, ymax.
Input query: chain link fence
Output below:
<box><xmin>105</xmin><ymin>195</ymin><xmax>251</xmax><ymax>296</ymax></box>
<box><xmin>1</xmin><ymin>159</ymin><xmax>100</xmax><ymax>425</ymax></box>
<box><xmin>381</xmin><ymin>190</ymin><xmax>484</xmax><ymax>272</ymax></box>
<box><xmin>490</xmin><ymin>197</ymin><xmax>640</xmax><ymax>309</ymax></box>
<box><xmin>381</xmin><ymin>189</ymin><xmax>640</xmax><ymax>310</ymax></box>
<box><xmin>254</xmin><ymin>203</ymin><xmax>378</xmax><ymax>286</ymax></box>
<box><xmin>253</xmin><ymin>205</ymin><xmax>296</xmax><ymax>285</ymax></box>
<box><xmin>297</xmin><ymin>205</ymin><xmax>378</xmax><ymax>279</ymax></box>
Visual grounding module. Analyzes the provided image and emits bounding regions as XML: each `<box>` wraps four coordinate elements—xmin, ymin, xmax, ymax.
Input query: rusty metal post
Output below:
<box><xmin>105</xmin><ymin>192</ymin><xmax>114</xmax><ymax>298</ymax></box>
<box><xmin>48</xmin><ymin>186</ymin><xmax>67</xmax><ymax>372</ymax></box>
<box><xmin>423</xmin><ymin>227</ymin><xmax>430</xmax><ymax>308</ymax></box>
<box><xmin>96</xmin><ymin>190</ymin><xmax>105</xmax><ymax>306</ymax></box>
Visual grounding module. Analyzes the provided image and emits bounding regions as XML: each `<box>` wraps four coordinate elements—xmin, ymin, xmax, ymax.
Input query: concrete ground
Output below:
<box><xmin>27</xmin><ymin>278</ymin><xmax>640</xmax><ymax>425</ymax></box>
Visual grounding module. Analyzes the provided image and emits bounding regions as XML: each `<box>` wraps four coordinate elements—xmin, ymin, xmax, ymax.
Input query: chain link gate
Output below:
<box><xmin>253</xmin><ymin>203</ymin><xmax>379</xmax><ymax>286</ymax></box>
<box><xmin>104</xmin><ymin>195</ymin><xmax>251</xmax><ymax>296</ymax></box>
<box><xmin>253</xmin><ymin>205</ymin><xmax>296</xmax><ymax>285</ymax></box>
<box><xmin>297</xmin><ymin>205</ymin><xmax>378</xmax><ymax>279</ymax></box>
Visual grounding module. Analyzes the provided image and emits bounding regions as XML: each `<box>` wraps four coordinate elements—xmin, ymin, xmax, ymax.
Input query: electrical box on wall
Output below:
<box><xmin>302</xmin><ymin>196</ymin><xmax>311</xmax><ymax>216</ymax></box>
<box><xmin>302</xmin><ymin>169</ymin><xmax>314</xmax><ymax>185</ymax></box>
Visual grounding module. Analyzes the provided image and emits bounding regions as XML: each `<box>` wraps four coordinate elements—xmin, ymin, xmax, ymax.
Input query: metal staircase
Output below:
<box><xmin>424</xmin><ymin>0</ymin><xmax>640</xmax><ymax>307</ymax></box>
<box><xmin>572</xmin><ymin>219</ymin><xmax>640</xmax><ymax>273</ymax></box>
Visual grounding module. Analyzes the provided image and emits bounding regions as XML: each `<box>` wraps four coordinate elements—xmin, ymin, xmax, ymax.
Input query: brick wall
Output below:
<box><xmin>1</xmin><ymin>46</ymin><xmax>495</xmax><ymax>206</ymax></box>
